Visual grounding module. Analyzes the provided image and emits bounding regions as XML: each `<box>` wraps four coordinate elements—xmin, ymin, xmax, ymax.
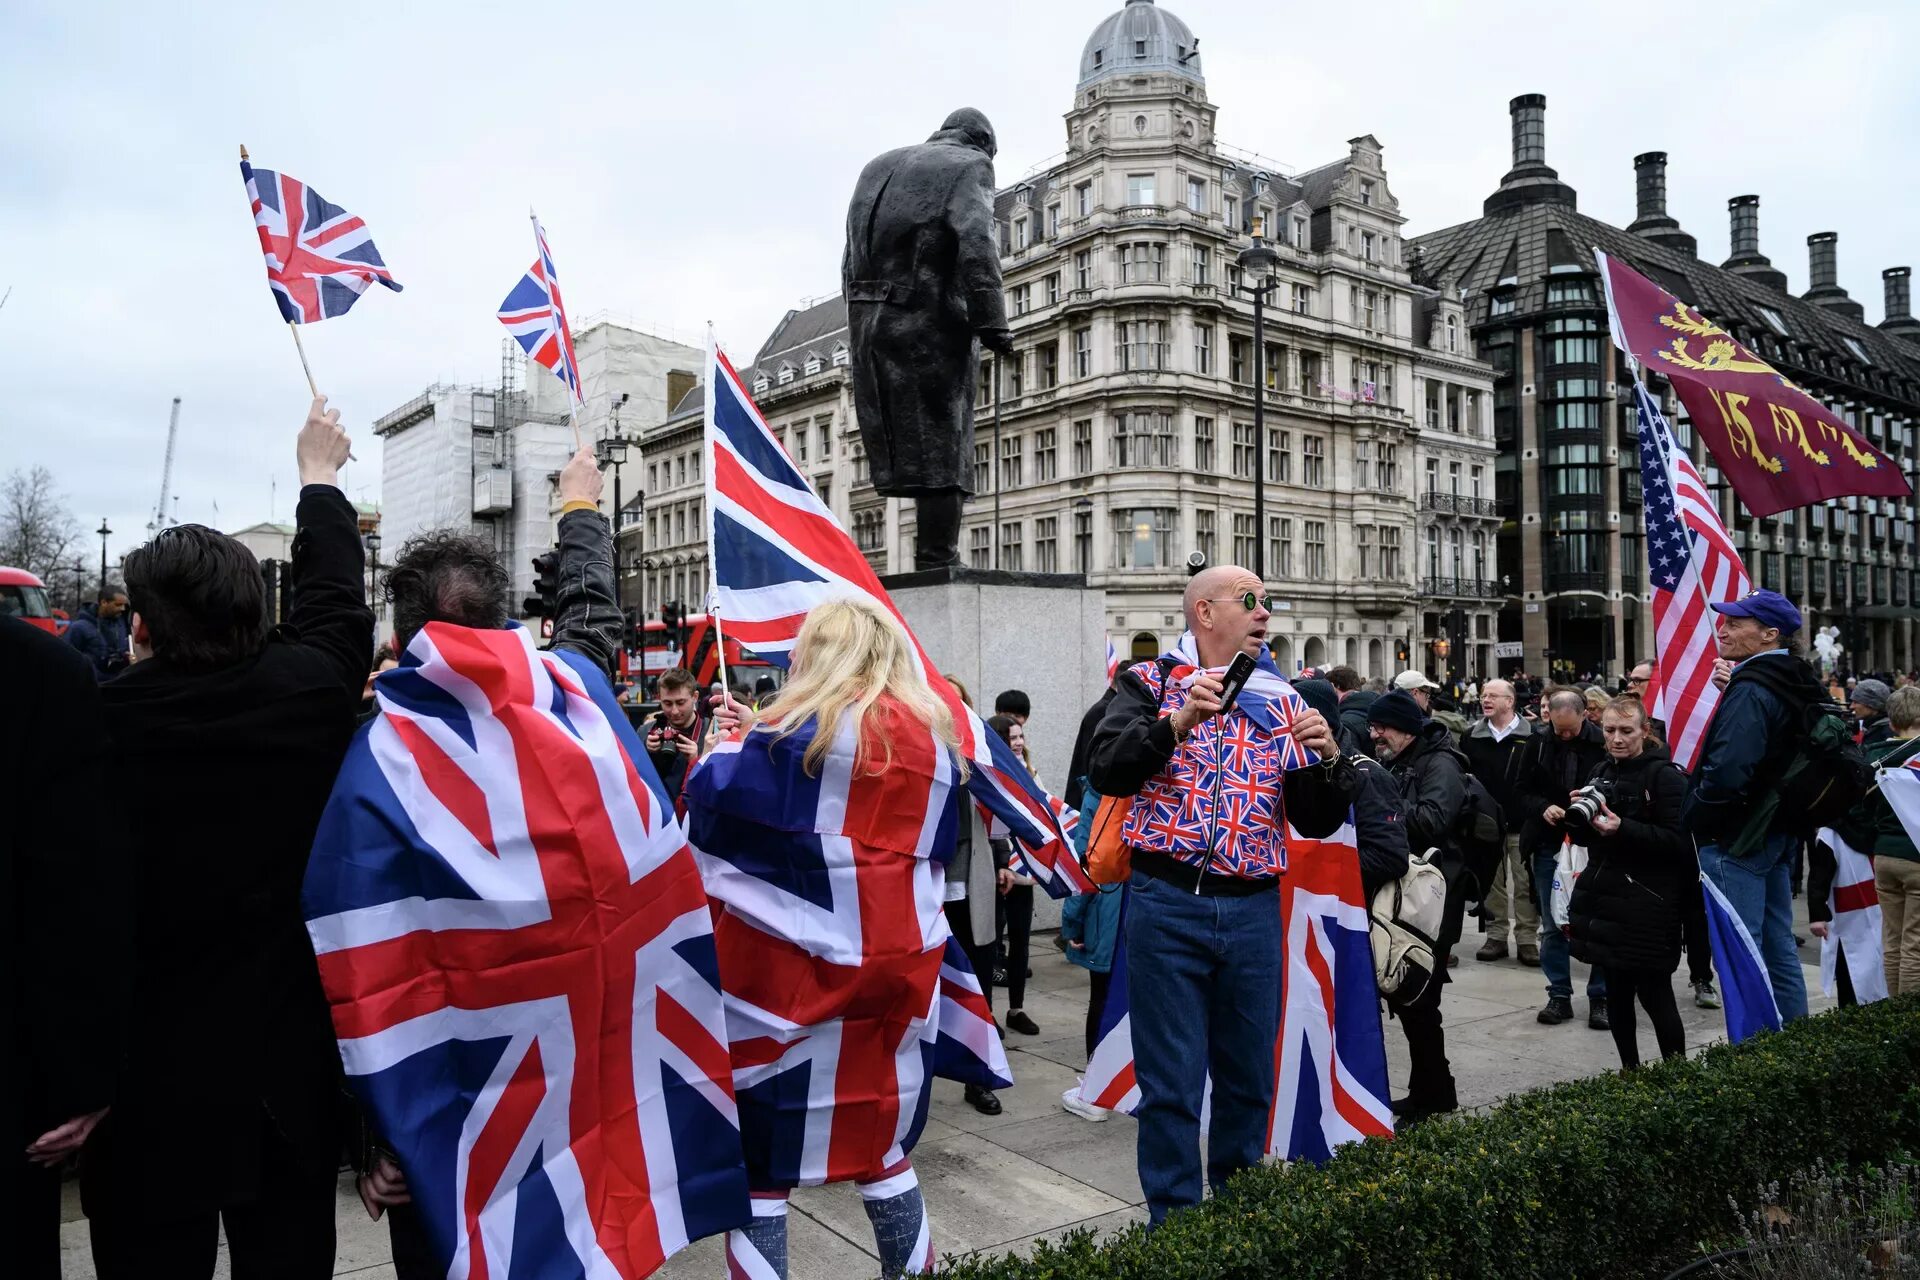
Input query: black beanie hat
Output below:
<box><xmin>1292</xmin><ymin>678</ymin><xmax>1341</xmax><ymax>725</ymax></box>
<box><xmin>1367</xmin><ymin>688</ymin><xmax>1427</xmax><ymax>735</ymax></box>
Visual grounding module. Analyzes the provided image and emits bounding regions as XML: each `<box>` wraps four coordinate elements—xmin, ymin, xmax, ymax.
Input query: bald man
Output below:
<box><xmin>1089</xmin><ymin>564</ymin><xmax>1357</xmax><ymax>1227</ymax></box>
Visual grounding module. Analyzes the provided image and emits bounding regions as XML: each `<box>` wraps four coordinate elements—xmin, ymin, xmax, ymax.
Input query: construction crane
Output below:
<box><xmin>150</xmin><ymin>397</ymin><xmax>182</xmax><ymax>533</ymax></box>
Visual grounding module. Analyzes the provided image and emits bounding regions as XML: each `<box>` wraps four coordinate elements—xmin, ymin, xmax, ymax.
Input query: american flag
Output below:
<box><xmin>240</xmin><ymin>157</ymin><xmax>401</xmax><ymax>324</ymax></box>
<box><xmin>498</xmin><ymin>214</ymin><xmax>585</xmax><ymax>406</ymax></box>
<box><xmin>686</xmin><ymin>702</ymin><xmax>1010</xmax><ymax>1189</ymax></box>
<box><xmin>302</xmin><ymin>623</ymin><xmax>748</xmax><ymax>1278</ymax></box>
<box><xmin>1631</xmin><ymin>378</ymin><xmax>1751</xmax><ymax>771</ymax></box>
<box><xmin>702</xmin><ymin>337</ymin><xmax>1092</xmax><ymax>897</ymax></box>
<box><xmin>1081</xmin><ymin>820</ymin><xmax>1392</xmax><ymax>1162</ymax></box>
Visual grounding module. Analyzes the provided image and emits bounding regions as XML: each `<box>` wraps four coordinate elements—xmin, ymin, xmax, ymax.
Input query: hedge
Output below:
<box><xmin>939</xmin><ymin>995</ymin><xmax>1920</xmax><ymax>1280</ymax></box>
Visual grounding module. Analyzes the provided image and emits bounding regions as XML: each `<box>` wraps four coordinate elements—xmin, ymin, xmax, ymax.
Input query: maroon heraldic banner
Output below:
<box><xmin>1597</xmin><ymin>249</ymin><xmax>1910</xmax><ymax>517</ymax></box>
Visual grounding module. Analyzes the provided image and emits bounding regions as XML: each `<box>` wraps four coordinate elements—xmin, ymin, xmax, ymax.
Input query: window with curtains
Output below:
<box><xmin>1231</xmin><ymin>513</ymin><xmax>1255</xmax><ymax>566</ymax></box>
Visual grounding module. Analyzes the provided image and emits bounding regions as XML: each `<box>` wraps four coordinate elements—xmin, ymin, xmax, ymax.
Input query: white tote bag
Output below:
<box><xmin>1549</xmin><ymin>838</ymin><xmax>1588</xmax><ymax>932</ymax></box>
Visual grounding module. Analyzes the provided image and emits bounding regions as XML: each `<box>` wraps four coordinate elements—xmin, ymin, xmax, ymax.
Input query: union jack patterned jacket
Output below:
<box><xmin>1089</xmin><ymin>653</ymin><xmax>1357</xmax><ymax>878</ymax></box>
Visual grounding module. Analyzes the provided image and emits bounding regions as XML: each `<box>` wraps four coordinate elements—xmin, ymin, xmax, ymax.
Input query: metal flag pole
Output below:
<box><xmin>530</xmin><ymin>207</ymin><xmax>584</xmax><ymax>452</ymax></box>
<box><xmin>702</xmin><ymin>324</ymin><xmax>732</xmax><ymax>707</ymax></box>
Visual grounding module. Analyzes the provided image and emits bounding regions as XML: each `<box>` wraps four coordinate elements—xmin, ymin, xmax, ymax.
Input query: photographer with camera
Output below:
<box><xmin>1564</xmin><ymin>698</ymin><xmax>1691</xmax><ymax>1068</ymax></box>
<box><xmin>642</xmin><ymin>666</ymin><xmax>710</xmax><ymax>810</ymax></box>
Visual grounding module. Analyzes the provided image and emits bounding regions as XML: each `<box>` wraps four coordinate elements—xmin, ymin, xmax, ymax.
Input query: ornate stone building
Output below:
<box><xmin>1412</xmin><ymin>95</ymin><xmax>1919</xmax><ymax>678</ymax></box>
<box><xmin>632</xmin><ymin>0</ymin><xmax>1500</xmax><ymax>681</ymax></box>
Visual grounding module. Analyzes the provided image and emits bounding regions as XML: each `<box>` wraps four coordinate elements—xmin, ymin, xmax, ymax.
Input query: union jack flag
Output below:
<box><xmin>239</xmin><ymin>157</ymin><xmax>401</xmax><ymax>324</ymax></box>
<box><xmin>497</xmin><ymin>214</ymin><xmax>585</xmax><ymax>406</ymax></box>
<box><xmin>1105</xmin><ymin>636</ymin><xmax>1121</xmax><ymax>685</ymax></box>
<box><xmin>686</xmin><ymin>703</ymin><xmax>1011</xmax><ymax>1189</ymax></box>
<box><xmin>702</xmin><ymin>336</ymin><xmax>1091</xmax><ymax>897</ymax></box>
<box><xmin>1628</xmin><ymin>375</ymin><xmax>1750</xmax><ymax>771</ymax></box>
<box><xmin>1267</xmin><ymin>821</ymin><xmax>1393</xmax><ymax>1161</ymax></box>
<box><xmin>302</xmin><ymin>623</ymin><xmax>748</xmax><ymax>1278</ymax></box>
<box><xmin>1082</xmin><ymin>820</ymin><xmax>1392</xmax><ymax>1163</ymax></box>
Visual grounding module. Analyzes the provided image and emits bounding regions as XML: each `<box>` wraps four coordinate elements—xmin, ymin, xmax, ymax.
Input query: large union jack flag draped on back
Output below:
<box><xmin>702</xmin><ymin>338</ymin><xmax>1092</xmax><ymax>898</ymax></box>
<box><xmin>497</xmin><ymin>214</ymin><xmax>585</xmax><ymax>406</ymax></box>
<box><xmin>1627</xmin><ymin>376</ymin><xmax>1750</xmax><ymax>771</ymax></box>
<box><xmin>302</xmin><ymin>623</ymin><xmax>748</xmax><ymax>1279</ymax></box>
<box><xmin>239</xmin><ymin>157</ymin><xmax>401</xmax><ymax>324</ymax></box>
<box><xmin>686</xmin><ymin>701</ymin><xmax>1011</xmax><ymax>1190</ymax></box>
<box><xmin>1081</xmin><ymin>820</ymin><xmax>1392</xmax><ymax>1162</ymax></box>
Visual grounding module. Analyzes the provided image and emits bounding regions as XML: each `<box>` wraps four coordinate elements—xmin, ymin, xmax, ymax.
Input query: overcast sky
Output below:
<box><xmin>3</xmin><ymin>0</ymin><xmax>1915</xmax><ymax>569</ymax></box>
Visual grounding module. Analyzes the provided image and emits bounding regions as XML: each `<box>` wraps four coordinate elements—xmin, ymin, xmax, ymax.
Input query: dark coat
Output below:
<box><xmin>64</xmin><ymin>603</ymin><xmax>129</xmax><ymax>682</ymax></box>
<box><xmin>84</xmin><ymin>485</ymin><xmax>372</xmax><ymax>1222</ymax></box>
<box><xmin>2</xmin><ymin>617</ymin><xmax>127</xmax><ymax>1265</ymax></box>
<box><xmin>1567</xmin><ymin>744</ymin><xmax>1691</xmax><ymax>974</ymax></box>
<box><xmin>644</xmin><ymin>707</ymin><xmax>711</xmax><ymax>804</ymax></box>
<box><xmin>843</xmin><ymin>112</ymin><xmax>1009</xmax><ymax>497</ymax></box>
<box><xmin>1383</xmin><ymin>720</ymin><xmax>1470</xmax><ymax>951</ymax></box>
<box><xmin>1460</xmin><ymin>713</ymin><xmax>1536</xmax><ymax>831</ymax></box>
<box><xmin>1516</xmin><ymin>719</ymin><xmax>1608</xmax><ymax>857</ymax></box>
<box><xmin>1681</xmin><ymin>651</ymin><xmax>1826</xmax><ymax>846</ymax></box>
<box><xmin>1350</xmin><ymin>753</ymin><xmax>1411</xmax><ymax>900</ymax></box>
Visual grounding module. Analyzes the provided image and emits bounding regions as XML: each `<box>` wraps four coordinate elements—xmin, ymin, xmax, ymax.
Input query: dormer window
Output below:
<box><xmin>777</xmin><ymin>363</ymin><xmax>795</xmax><ymax>386</ymax></box>
<box><xmin>1757</xmin><ymin>306</ymin><xmax>1789</xmax><ymax>337</ymax></box>
<box><xmin>753</xmin><ymin>376</ymin><xmax>770</xmax><ymax>393</ymax></box>
<box><xmin>1843</xmin><ymin>336</ymin><xmax>1872</xmax><ymax>366</ymax></box>
<box><xmin>1134</xmin><ymin>39</ymin><xmax>1146</xmax><ymax>56</ymax></box>
<box><xmin>831</xmin><ymin>344</ymin><xmax>849</xmax><ymax>367</ymax></box>
<box><xmin>804</xmin><ymin>355</ymin><xmax>822</xmax><ymax>376</ymax></box>
<box><xmin>1359</xmin><ymin>179</ymin><xmax>1375</xmax><ymax>207</ymax></box>
<box><xmin>1093</xmin><ymin>50</ymin><xmax>1103</xmax><ymax>68</ymax></box>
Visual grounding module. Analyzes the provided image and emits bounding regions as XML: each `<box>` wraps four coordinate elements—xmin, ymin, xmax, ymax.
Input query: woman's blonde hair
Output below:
<box><xmin>762</xmin><ymin>596</ymin><xmax>969</xmax><ymax>780</ymax></box>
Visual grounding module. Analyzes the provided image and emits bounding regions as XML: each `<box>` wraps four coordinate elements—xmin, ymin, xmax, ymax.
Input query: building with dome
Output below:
<box><xmin>632</xmin><ymin>0</ymin><xmax>1501</xmax><ymax>683</ymax></box>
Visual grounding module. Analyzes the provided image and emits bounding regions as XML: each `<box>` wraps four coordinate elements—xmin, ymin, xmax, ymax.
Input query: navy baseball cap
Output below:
<box><xmin>1710</xmin><ymin>589</ymin><xmax>1803</xmax><ymax>635</ymax></box>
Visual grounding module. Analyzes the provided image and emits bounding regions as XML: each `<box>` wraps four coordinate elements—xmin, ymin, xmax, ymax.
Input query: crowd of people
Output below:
<box><xmin>10</xmin><ymin>398</ymin><xmax>1918</xmax><ymax>1278</ymax></box>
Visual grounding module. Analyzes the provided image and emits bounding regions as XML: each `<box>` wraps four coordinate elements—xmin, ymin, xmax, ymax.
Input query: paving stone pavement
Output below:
<box><xmin>57</xmin><ymin>910</ymin><xmax>1834</xmax><ymax>1278</ymax></box>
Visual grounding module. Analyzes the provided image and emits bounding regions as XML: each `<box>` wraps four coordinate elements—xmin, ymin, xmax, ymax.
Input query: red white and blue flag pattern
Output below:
<box><xmin>686</xmin><ymin>704</ymin><xmax>1011</xmax><ymax>1189</ymax></box>
<box><xmin>240</xmin><ymin>157</ymin><xmax>401</xmax><ymax>324</ymax></box>
<box><xmin>1699</xmin><ymin>870</ymin><xmax>1782</xmax><ymax>1042</ymax></box>
<box><xmin>1601</xmin><ymin>257</ymin><xmax>1752</xmax><ymax>772</ymax></box>
<box><xmin>302</xmin><ymin>623</ymin><xmax>748</xmax><ymax>1279</ymax></box>
<box><xmin>1886</xmin><ymin>755</ymin><xmax>1920</xmax><ymax>857</ymax></box>
<box><xmin>1104</xmin><ymin>636</ymin><xmax>1121</xmax><ymax>686</ymax></box>
<box><xmin>1267</xmin><ymin>821</ymin><xmax>1394</xmax><ymax>1160</ymax></box>
<box><xmin>702</xmin><ymin>337</ymin><xmax>1091</xmax><ymax>897</ymax></box>
<box><xmin>1081</xmin><ymin>820</ymin><xmax>1392</xmax><ymax>1162</ymax></box>
<box><xmin>497</xmin><ymin>214</ymin><xmax>586</xmax><ymax>407</ymax></box>
<box><xmin>1814</xmin><ymin>827</ymin><xmax>1888</xmax><ymax>1004</ymax></box>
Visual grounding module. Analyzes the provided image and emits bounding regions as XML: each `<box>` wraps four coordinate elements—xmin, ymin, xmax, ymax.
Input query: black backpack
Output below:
<box><xmin>1726</xmin><ymin>667</ymin><xmax>1875</xmax><ymax>856</ymax></box>
<box><xmin>1452</xmin><ymin>772</ymin><xmax>1508</xmax><ymax>898</ymax></box>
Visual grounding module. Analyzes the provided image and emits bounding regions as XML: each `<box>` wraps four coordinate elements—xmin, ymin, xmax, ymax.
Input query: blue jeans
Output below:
<box><xmin>1532</xmin><ymin>848</ymin><xmax>1606</xmax><ymax>1003</ymax></box>
<box><xmin>1125</xmin><ymin>870</ymin><xmax>1281</xmax><ymax>1227</ymax></box>
<box><xmin>1698</xmin><ymin>836</ymin><xmax>1809</xmax><ymax>1022</ymax></box>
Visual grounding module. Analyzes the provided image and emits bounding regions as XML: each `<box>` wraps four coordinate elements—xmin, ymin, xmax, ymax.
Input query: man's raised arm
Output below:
<box><xmin>549</xmin><ymin>446</ymin><xmax>623</xmax><ymax>680</ymax></box>
<box><xmin>286</xmin><ymin>395</ymin><xmax>374</xmax><ymax>695</ymax></box>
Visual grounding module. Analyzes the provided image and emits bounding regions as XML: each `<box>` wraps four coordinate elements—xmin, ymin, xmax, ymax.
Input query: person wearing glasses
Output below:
<box><xmin>1089</xmin><ymin>565</ymin><xmax>1356</xmax><ymax>1229</ymax></box>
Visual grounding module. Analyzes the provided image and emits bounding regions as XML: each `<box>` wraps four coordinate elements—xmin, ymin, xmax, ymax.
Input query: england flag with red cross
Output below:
<box><xmin>302</xmin><ymin>623</ymin><xmax>749</xmax><ymax>1279</ymax></box>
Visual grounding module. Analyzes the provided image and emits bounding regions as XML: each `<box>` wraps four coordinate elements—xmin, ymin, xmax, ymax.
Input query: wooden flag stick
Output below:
<box><xmin>288</xmin><ymin>323</ymin><xmax>319</xmax><ymax>397</ymax></box>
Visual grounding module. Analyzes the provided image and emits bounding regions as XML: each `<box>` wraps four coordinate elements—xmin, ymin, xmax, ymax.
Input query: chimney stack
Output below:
<box><xmin>1626</xmin><ymin>151</ymin><xmax>1696</xmax><ymax>257</ymax></box>
<box><xmin>1802</xmin><ymin>233</ymin><xmax>1864</xmax><ymax>321</ymax></box>
<box><xmin>1721</xmin><ymin>195</ymin><xmax>1788</xmax><ymax>293</ymax></box>
<box><xmin>1483</xmin><ymin>94</ymin><xmax>1577</xmax><ymax>216</ymax></box>
<box><xmin>1882</xmin><ymin>266</ymin><xmax>1920</xmax><ymax>342</ymax></box>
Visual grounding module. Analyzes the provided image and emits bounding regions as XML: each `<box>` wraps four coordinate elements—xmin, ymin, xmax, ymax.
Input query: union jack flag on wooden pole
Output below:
<box><xmin>238</xmin><ymin>146</ymin><xmax>401</xmax><ymax>399</ymax></box>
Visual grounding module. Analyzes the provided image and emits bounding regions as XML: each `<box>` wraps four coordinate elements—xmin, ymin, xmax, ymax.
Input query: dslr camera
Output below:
<box><xmin>1562</xmin><ymin>781</ymin><xmax>1613</xmax><ymax>836</ymax></box>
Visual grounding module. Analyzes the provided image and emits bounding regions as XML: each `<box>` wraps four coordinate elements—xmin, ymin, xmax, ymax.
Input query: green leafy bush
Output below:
<box><xmin>939</xmin><ymin>996</ymin><xmax>1920</xmax><ymax>1280</ymax></box>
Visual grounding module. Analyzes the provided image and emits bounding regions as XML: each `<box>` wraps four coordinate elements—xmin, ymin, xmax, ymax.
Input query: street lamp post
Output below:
<box><xmin>1235</xmin><ymin>218</ymin><xmax>1282</xmax><ymax>583</ymax></box>
<box><xmin>596</xmin><ymin>392</ymin><xmax>632</xmax><ymax>622</ymax></box>
<box><xmin>363</xmin><ymin>529</ymin><xmax>382</xmax><ymax>611</ymax></box>
<box><xmin>96</xmin><ymin>518</ymin><xmax>112</xmax><ymax>599</ymax></box>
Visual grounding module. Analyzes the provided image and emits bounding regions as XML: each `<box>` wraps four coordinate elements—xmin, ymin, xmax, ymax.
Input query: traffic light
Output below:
<box><xmin>1395</xmin><ymin>640</ymin><xmax>1410</xmax><ymax>665</ymax></box>
<box><xmin>523</xmin><ymin>551</ymin><xmax>559</xmax><ymax>618</ymax></box>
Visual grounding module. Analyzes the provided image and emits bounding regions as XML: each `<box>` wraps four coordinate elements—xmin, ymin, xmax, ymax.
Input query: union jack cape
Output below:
<box><xmin>497</xmin><ymin>214</ymin><xmax>585</xmax><ymax>406</ymax></box>
<box><xmin>685</xmin><ymin>699</ymin><xmax>1011</xmax><ymax>1190</ymax></box>
<box><xmin>301</xmin><ymin>623</ymin><xmax>748</xmax><ymax>1278</ymax></box>
<box><xmin>702</xmin><ymin>336</ymin><xmax>1091</xmax><ymax>898</ymax></box>
<box><xmin>1080</xmin><ymin>819</ymin><xmax>1392</xmax><ymax>1161</ymax></box>
<box><xmin>239</xmin><ymin>157</ymin><xmax>401</xmax><ymax>324</ymax></box>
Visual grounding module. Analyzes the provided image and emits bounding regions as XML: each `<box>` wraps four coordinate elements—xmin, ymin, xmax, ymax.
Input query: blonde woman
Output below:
<box><xmin>687</xmin><ymin>598</ymin><xmax>970</xmax><ymax>1279</ymax></box>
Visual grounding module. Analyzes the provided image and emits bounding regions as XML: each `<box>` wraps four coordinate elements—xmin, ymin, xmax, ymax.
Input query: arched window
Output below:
<box><xmin>1367</xmin><ymin>638</ymin><xmax>1383</xmax><ymax>675</ymax></box>
<box><xmin>1271</xmin><ymin>635</ymin><xmax>1292</xmax><ymax>672</ymax></box>
<box><xmin>1303</xmin><ymin>636</ymin><xmax>1326</xmax><ymax>670</ymax></box>
<box><xmin>1130</xmin><ymin>630</ymin><xmax>1159</xmax><ymax>661</ymax></box>
<box><xmin>1446</xmin><ymin>314</ymin><xmax>1459</xmax><ymax>353</ymax></box>
<box><xmin>1345</xmin><ymin>637</ymin><xmax>1359</xmax><ymax>669</ymax></box>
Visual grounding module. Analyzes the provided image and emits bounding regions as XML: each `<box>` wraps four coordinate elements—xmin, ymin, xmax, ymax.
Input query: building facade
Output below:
<box><xmin>1412</xmin><ymin>95</ymin><xmax>1920</xmax><ymax>680</ymax></box>
<box><xmin>375</xmin><ymin>321</ymin><xmax>698</xmax><ymax>631</ymax></box>
<box><xmin>633</xmin><ymin>0</ymin><xmax>1499</xmax><ymax>681</ymax></box>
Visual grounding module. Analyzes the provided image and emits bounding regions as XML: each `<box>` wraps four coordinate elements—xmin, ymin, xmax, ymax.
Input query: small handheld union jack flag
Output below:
<box><xmin>497</xmin><ymin>212</ymin><xmax>585</xmax><ymax>407</ymax></box>
<box><xmin>239</xmin><ymin>150</ymin><xmax>401</xmax><ymax>324</ymax></box>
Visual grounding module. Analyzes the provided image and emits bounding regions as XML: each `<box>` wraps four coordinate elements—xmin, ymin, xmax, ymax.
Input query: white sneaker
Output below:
<box><xmin>1060</xmin><ymin>1082</ymin><xmax>1110</xmax><ymax>1122</ymax></box>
